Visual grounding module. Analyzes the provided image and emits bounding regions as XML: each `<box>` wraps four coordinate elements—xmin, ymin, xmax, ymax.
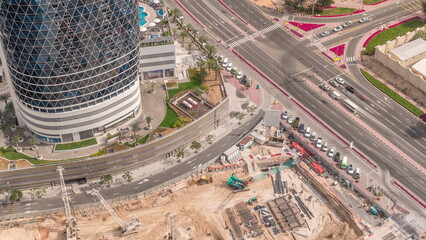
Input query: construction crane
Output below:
<box><xmin>57</xmin><ymin>166</ymin><xmax>77</xmax><ymax>240</ymax></box>
<box><xmin>88</xmin><ymin>189</ymin><xmax>141</xmax><ymax>235</ymax></box>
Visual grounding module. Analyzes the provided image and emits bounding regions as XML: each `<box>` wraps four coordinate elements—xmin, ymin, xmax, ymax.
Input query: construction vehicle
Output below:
<box><xmin>227</xmin><ymin>173</ymin><xmax>249</xmax><ymax>190</ymax></box>
<box><xmin>248</xmin><ymin>197</ymin><xmax>258</xmax><ymax>205</ymax></box>
<box><xmin>88</xmin><ymin>189</ymin><xmax>141</xmax><ymax>235</ymax></box>
<box><xmin>190</xmin><ymin>175</ymin><xmax>213</xmax><ymax>185</ymax></box>
<box><xmin>57</xmin><ymin>166</ymin><xmax>78</xmax><ymax>240</ymax></box>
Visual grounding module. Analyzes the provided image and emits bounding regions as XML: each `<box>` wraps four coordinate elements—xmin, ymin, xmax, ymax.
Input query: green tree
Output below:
<box><xmin>12</xmin><ymin>134</ymin><xmax>19</xmax><ymax>148</ymax></box>
<box><xmin>100</xmin><ymin>174</ymin><xmax>113</xmax><ymax>188</ymax></box>
<box><xmin>122</xmin><ymin>171</ymin><xmax>133</xmax><ymax>183</ymax></box>
<box><xmin>0</xmin><ymin>109</ymin><xmax>3</xmax><ymax>122</ymax></box>
<box><xmin>292</xmin><ymin>119</ymin><xmax>300</xmax><ymax>129</ymax></box>
<box><xmin>204</xmin><ymin>44</ymin><xmax>216</xmax><ymax>59</ymax></box>
<box><xmin>190</xmin><ymin>141</ymin><xmax>202</xmax><ymax>152</ymax></box>
<box><xmin>146</xmin><ymin>115</ymin><xmax>153</xmax><ymax>129</ymax></box>
<box><xmin>173</xmin><ymin>147</ymin><xmax>185</xmax><ymax>159</ymax></box>
<box><xmin>198</xmin><ymin>34</ymin><xmax>208</xmax><ymax>46</ymax></box>
<box><xmin>205</xmin><ymin>134</ymin><xmax>215</xmax><ymax>144</ymax></box>
<box><xmin>131</xmin><ymin>122</ymin><xmax>139</xmax><ymax>137</ymax></box>
<box><xmin>27</xmin><ymin>137</ymin><xmax>36</xmax><ymax>149</ymax></box>
<box><xmin>170</xmin><ymin>8</ymin><xmax>182</xmax><ymax>22</ymax></box>
<box><xmin>0</xmin><ymin>93</ymin><xmax>10</xmax><ymax>106</ymax></box>
<box><xmin>246</xmin><ymin>105</ymin><xmax>258</xmax><ymax>115</ymax></box>
<box><xmin>236</xmin><ymin>112</ymin><xmax>246</xmax><ymax>124</ymax></box>
<box><xmin>186</xmin><ymin>23</ymin><xmax>193</xmax><ymax>32</ymax></box>
<box><xmin>187</xmin><ymin>42</ymin><xmax>193</xmax><ymax>53</ymax></box>
<box><xmin>172</xmin><ymin>28</ymin><xmax>178</xmax><ymax>39</ymax></box>
<box><xmin>317</xmin><ymin>0</ymin><xmax>334</xmax><ymax>8</ymax></box>
<box><xmin>0</xmin><ymin>146</ymin><xmax>6</xmax><ymax>158</ymax></box>
<box><xmin>9</xmin><ymin>189</ymin><xmax>23</xmax><ymax>202</ymax></box>
<box><xmin>197</xmin><ymin>68</ymin><xmax>208</xmax><ymax>81</ymax></box>
<box><xmin>230</xmin><ymin>68</ymin><xmax>237</xmax><ymax>76</ymax></box>
<box><xmin>0</xmin><ymin>124</ymin><xmax>7</xmax><ymax>137</ymax></box>
<box><xmin>207</xmin><ymin>58</ymin><xmax>217</xmax><ymax>73</ymax></box>
<box><xmin>414</xmin><ymin>30</ymin><xmax>426</xmax><ymax>40</ymax></box>
<box><xmin>31</xmin><ymin>186</ymin><xmax>47</xmax><ymax>199</ymax></box>
<box><xmin>179</xmin><ymin>30</ymin><xmax>189</xmax><ymax>43</ymax></box>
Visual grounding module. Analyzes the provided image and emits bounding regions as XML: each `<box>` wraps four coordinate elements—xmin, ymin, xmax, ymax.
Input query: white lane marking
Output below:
<box><xmin>154</xmin><ymin>179</ymin><xmax>159</xmax><ymax>183</ymax></box>
<box><xmin>172</xmin><ymin>171</ymin><xmax>178</xmax><ymax>175</ymax></box>
<box><xmin>2</xmin><ymin>210</ymin><xmax>8</xmax><ymax>213</ymax></box>
<box><xmin>47</xmin><ymin>204</ymin><xmax>54</xmax><ymax>207</ymax></box>
<box><xmin>344</xmin><ymin>121</ymin><xmax>349</xmax><ymax>125</ymax></box>
<box><xmin>133</xmin><ymin>187</ymin><xmax>139</xmax><ymax>190</ymax></box>
<box><xmin>24</xmin><ymin>211</ymin><xmax>31</xmax><ymax>213</ymax></box>
<box><xmin>25</xmin><ymin>207</ymin><xmax>31</xmax><ymax>210</ymax></box>
<box><xmin>186</xmin><ymin>161</ymin><xmax>192</xmax><ymax>164</ymax></box>
<box><xmin>221</xmin><ymin>143</ymin><xmax>226</xmax><ymax>147</ymax></box>
<box><xmin>113</xmin><ymin>193</ymin><xmax>119</xmax><ymax>195</ymax></box>
<box><xmin>192</xmin><ymin>166</ymin><xmax>197</xmax><ymax>169</ymax></box>
<box><xmin>358</xmin><ymin>132</ymin><xmax>363</xmax><ymax>136</ymax></box>
<box><xmin>206</xmin><ymin>153</ymin><xmax>211</xmax><ymax>157</ymax></box>
<box><xmin>372</xmin><ymin>143</ymin><xmax>378</xmax><ymax>148</ymax></box>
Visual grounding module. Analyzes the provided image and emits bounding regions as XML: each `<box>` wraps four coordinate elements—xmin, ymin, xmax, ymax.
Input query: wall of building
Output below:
<box><xmin>139</xmin><ymin>38</ymin><xmax>176</xmax><ymax>81</ymax></box>
<box><xmin>374</xmin><ymin>26</ymin><xmax>426</xmax><ymax>94</ymax></box>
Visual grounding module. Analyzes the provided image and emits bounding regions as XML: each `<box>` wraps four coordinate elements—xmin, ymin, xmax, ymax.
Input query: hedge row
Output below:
<box><xmin>362</xmin><ymin>19</ymin><xmax>426</xmax><ymax>55</ymax></box>
<box><xmin>361</xmin><ymin>69</ymin><xmax>424</xmax><ymax>116</ymax></box>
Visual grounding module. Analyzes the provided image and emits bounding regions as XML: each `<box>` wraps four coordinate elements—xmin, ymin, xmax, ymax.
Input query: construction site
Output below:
<box><xmin>0</xmin><ymin>138</ymin><xmax>380</xmax><ymax>240</ymax></box>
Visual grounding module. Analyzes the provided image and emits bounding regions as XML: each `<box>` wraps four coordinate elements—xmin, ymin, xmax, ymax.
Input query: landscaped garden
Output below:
<box><xmin>362</xmin><ymin>18</ymin><xmax>426</xmax><ymax>55</ymax></box>
<box><xmin>55</xmin><ymin>138</ymin><xmax>97</xmax><ymax>151</ymax></box>
<box><xmin>317</xmin><ymin>7</ymin><xmax>356</xmax><ymax>16</ymax></box>
<box><xmin>361</xmin><ymin>69</ymin><xmax>424</xmax><ymax>116</ymax></box>
<box><xmin>363</xmin><ymin>0</ymin><xmax>387</xmax><ymax>5</ymax></box>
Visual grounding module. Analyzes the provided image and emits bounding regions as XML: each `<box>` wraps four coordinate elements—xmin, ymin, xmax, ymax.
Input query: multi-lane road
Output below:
<box><xmin>178</xmin><ymin>0</ymin><xmax>426</xmax><ymax>202</ymax></box>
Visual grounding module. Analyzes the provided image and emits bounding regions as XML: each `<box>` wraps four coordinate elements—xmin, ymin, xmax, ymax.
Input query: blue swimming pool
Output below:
<box><xmin>150</xmin><ymin>35</ymin><xmax>159</xmax><ymax>39</ymax></box>
<box><xmin>138</xmin><ymin>6</ymin><xmax>148</xmax><ymax>26</ymax></box>
<box><xmin>157</xmin><ymin>9</ymin><xmax>164</xmax><ymax>16</ymax></box>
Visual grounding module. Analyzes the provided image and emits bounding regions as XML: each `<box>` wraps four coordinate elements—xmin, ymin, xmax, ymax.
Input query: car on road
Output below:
<box><xmin>320</xmin><ymin>31</ymin><xmax>331</xmax><ymax>37</ymax></box>
<box><xmin>359</xmin><ymin>17</ymin><xmax>369</xmax><ymax>23</ymax></box>
<box><xmin>329</xmin><ymin>80</ymin><xmax>339</xmax><ymax>87</ymax></box>
<box><xmin>328</xmin><ymin>147</ymin><xmax>335</xmax><ymax>157</ymax></box>
<box><xmin>345</xmin><ymin>85</ymin><xmax>356</xmax><ymax>93</ymax></box>
<box><xmin>287</xmin><ymin>115</ymin><xmax>293</xmax><ymax>124</ymax></box>
<box><xmin>316</xmin><ymin>138</ymin><xmax>322</xmax><ymax>148</ymax></box>
<box><xmin>321</xmin><ymin>142</ymin><xmax>328</xmax><ymax>152</ymax></box>
<box><xmin>335</xmin><ymin>76</ymin><xmax>345</xmax><ymax>84</ymax></box>
<box><xmin>281</xmin><ymin>111</ymin><xmax>288</xmax><ymax>120</ymax></box>
<box><xmin>342</xmin><ymin>21</ymin><xmax>353</xmax><ymax>28</ymax></box>
<box><xmin>319</xmin><ymin>83</ymin><xmax>330</xmax><ymax>91</ymax></box>
<box><xmin>333</xmin><ymin>26</ymin><xmax>343</xmax><ymax>32</ymax></box>
<box><xmin>347</xmin><ymin>164</ymin><xmax>355</xmax><ymax>175</ymax></box>
<box><xmin>236</xmin><ymin>71</ymin><xmax>243</xmax><ymax>79</ymax></box>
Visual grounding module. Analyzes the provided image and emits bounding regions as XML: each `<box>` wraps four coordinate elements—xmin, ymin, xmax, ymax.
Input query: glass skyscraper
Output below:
<box><xmin>0</xmin><ymin>0</ymin><xmax>142</xmax><ymax>142</ymax></box>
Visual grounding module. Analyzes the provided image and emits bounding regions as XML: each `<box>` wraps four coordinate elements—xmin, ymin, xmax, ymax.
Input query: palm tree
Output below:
<box><xmin>99</xmin><ymin>174</ymin><xmax>113</xmax><ymax>188</ymax></box>
<box><xmin>172</xmin><ymin>28</ymin><xmax>178</xmax><ymax>39</ymax></box>
<box><xmin>9</xmin><ymin>189</ymin><xmax>23</xmax><ymax>202</ymax></box>
<box><xmin>192</xmin><ymin>29</ymin><xmax>199</xmax><ymax>38</ymax></box>
<box><xmin>212</xmin><ymin>62</ymin><xmax>221</xmax><ymax>80</ymax></box>
<box><xmin>179</xmin><ymin>30</ymin><xmax>189</xmax><ymax>43</ymax></box>
<box><xmin>207</xmin><ymin>58</ymin><xmax>217</xmax><ymax>73</ymax></box>
<box><xmin>173</xmin><ymin>147</ymin><xmax>185</xmax><ymax>160</ymax></box>
<box><xmin>197</xmin><ymin>59</ymin><xmax>207</xmax><ymax>72</ymax></box>
<box><xmin>204</xmin><ymin>44</ymin><xmax>216</xmax><ymax>59</ymax></box>
<box><xmin>131</xmin><ymin>122</ymin><xmax>139</xmax><ymax>136</ymax></box>
<box><xmin>0</xmin><ymin>93</ymin><xmax>10</xmax><ymax>106</ymax></box>
<box><xmin>186</xmin><ymin>23</ymin><xmax>193</xmax><ymax>32</ymax></box>
<box><xmin>236</xmin><ymin>112</ymin><xmax>246</xmax><ymax>124</ymax></box>
<box><xmin>12</xmin><ymin>134</ymin><xmax>19</xmax><ymax>148</ymax></box>
<box><xmin>27</xmin><ymin>137</ymin><xmax>36</xmax><ymax>149</ymax></box>
<box><xmin>146</xmin><ymin>115</ymin><xmax>153</xmax><ymax>129</ymax></box>
<box><xmin>0</xmin><ymin>109</ymin><xmax>3</xmax><ymax>123</ymax></box>
<box><xmin>198</xmin><ymin>34</ymin><xmax>208</xmax><ymax>47</ymax></box>
<box><xmin>6</xmin><ymin>101</ymin><xmax>13</xmax><ymax>111</ymax></box>
<box><xmin>187</xmin><ymin>42</ymin><xmax>193</xmax><ymax>53</ymax></box>
<box><xmin>122</xmin><ymin>171</ymin><xmax>133</xmax><ymax>183</ymax></box>
<box><xmin>205</xmin><ymin>134</ymin><xmax>215</xmax><ymax>144</ymax></box>
<box><xmin>0</xmin><ymin>123</ymin><xmax>7</xmax><ymax>137</ymax></box>
<box><xmin>190</xmin><ymin>141</ymin><xmax>202</xmax><ymax>153</ymax></box>
<box><xmin>170</xmin><ymin>8</ymin><xmax>182</xmax><ymax>22</ymax></box>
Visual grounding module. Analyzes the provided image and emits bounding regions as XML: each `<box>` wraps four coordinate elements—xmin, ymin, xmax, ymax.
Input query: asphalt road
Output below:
<box><xmin>179</xmin><ymin>0</ymin><xmax>426</xmax><ymax>202</ymax></box>
<box><xmin>0</xmin><ymin>112</ymin><xmax>264</xmax><ymax>215</ymax></box>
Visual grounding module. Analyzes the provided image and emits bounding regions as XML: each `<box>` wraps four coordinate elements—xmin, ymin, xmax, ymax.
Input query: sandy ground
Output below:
<box><xmin>0</xmin><ymin>162</ymin><xmax>363</xmax><ymax>240</ymax></box>
<box><xmin>0</xmin><ymin>158</ymin><xmax>33</xmax><ymax>170</ymax></box>
<box><xmin>362</xmin><ymin>55</ymin><xmax>426</xmax><ymax>107</ymax></box>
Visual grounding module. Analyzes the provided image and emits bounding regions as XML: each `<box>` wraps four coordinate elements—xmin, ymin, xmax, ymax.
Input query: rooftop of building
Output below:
<box><xmin>390</xmin><ymin>38</ymin><xmax>426</xmax><ymax>61</ymax></box>
<box><xmin>412</xmin><ymin>58</ymin><xmax>426</xmax><ymax>76</ymax></box>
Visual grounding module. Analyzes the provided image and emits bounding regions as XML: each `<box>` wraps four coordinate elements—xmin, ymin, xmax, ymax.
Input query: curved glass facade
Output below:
<box><xmin>0</xmin><ymin>0</ymin><xmax>140</xmax><ymax>112</ymax></box>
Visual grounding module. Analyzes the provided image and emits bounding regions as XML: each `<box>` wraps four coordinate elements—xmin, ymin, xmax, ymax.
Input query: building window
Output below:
<box><xmin>143</xmin><ymin>70</ymin><xmax>163</xmax><ymax>80</ymax></box>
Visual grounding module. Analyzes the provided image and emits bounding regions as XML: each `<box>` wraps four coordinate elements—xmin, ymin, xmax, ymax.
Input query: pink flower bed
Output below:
<box><xmin>314</xmin><ymin>9</ymin><xmax>365</xmax><ymax>18</ymax></box>
<box><xmin>340</xmin><ymin>64</ymin><xmax>347</xmax><ymax>69</ymax></box>
<box><xmin>288</xmin><ymin>21</ymin><xmax>325</xmax><ymax>31</ymax></box>
<box><xmin>273</xmin><ymin>18</ymin><xmax>280</xmax><ymax>22</ymax></box>
<box><xmin>329</xmin><ymin>44</ymin><xmax>345</xmax><ymax>56</ymax></box>
<box><xmin>364</xmin><ymin>0</ymin><xmax>388</xmax><ymax>5</ymax></box>
<box><xmin>321</xmin><ymin>52</ymin><xmax>334</xmax><ymax>62</ymax></box>
<box><xmin>290</xmin><ymin>29</ymin><xmax>304</xmax><ymax>38</ymax></box>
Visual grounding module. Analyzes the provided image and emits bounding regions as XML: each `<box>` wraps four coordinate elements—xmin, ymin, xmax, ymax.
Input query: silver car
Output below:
<box><xmin>342</xmin><ymin>21</ymin><xmax>352</xmax><ymax>28</ymax></box>
<box><xmin>335</xmin><ymin>77</ymin><xmax>345</xmax><ymax>84</ymax></box>
<box><xmin>359</xmin><ymin>17</ymin><xmax>369</xmax><ymax>23</ymax></box>
<box><xmin>321</xmin><ymin>31</ymin><xmax>331</xmax><ymax>37</ymax></box>
<box><xmin>333</xmin><ymin>26</ymin><xmax>343</xmax><ymax>32</ymax></box>
<box><xmin>327</xmin><ymin>147</ymin><xmax>335</xmax><ymax>157</ymax></box>
<box><xmin>329</xmin><ymin>80</ymin><xmax>339</xmax><ymax>87</ymax></box>
<box><xmin>287</xmin><ymin>115</ymin><xmax>293</xmax><ymax>124</ymax></box>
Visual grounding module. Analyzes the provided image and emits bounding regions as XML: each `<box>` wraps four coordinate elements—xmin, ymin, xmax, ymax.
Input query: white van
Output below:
<box><xmin>354</xmin><ymin>168</ymin><xmax>361</xmax><ymax>179</ymax></box>
<box><xmin>304</xmin><ymin>127</ymin><xmax>311</xmax><ymax>138</ymax></box>
<box><xmin>226</xmin><ymin>63</ymin><xmax>233</xmax><ymax>71</ymax></box>
<box><xmin>340</xmin><ymin>156</ymin><xmax>348</xmax><ymax>169</ymax></box>
<box><xmin>330</xmin><ymin>91</ymin><xmax>341</xmax><ymax>100</ymax></box>
<box><xmin>222</xmin><ymin>58</ymin><xmax>228</xmax><ymax>67</ymax></box>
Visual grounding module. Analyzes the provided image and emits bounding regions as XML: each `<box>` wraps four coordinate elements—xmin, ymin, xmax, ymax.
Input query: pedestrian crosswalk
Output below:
<box><xmin>346</xmin><ymin>56</ymin><xmax>356</xmax><ymax>62</ymax></box>
<box><xmin>228</xmin><ymin>23</ymin><xmax>281</xmax><ymax>48</ymax></box>
<box><xmin>313</xmin><ymin>42</ymin><xmax>326</xmax><ymax>51</ymax></box>
<box><xmin>399</xmin><ymin>0</ymin><xmax>423</xmax><ymax>14</ymax></box>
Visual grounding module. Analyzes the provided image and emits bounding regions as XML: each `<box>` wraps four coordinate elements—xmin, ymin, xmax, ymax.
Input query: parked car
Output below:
<box><xmin>298</xmin><ymin>123</ymin><xmax>305</xmax><ymax>133</ymax></box>
<box><xmin>342</xmin><ymin>21</ymin><xmax>353</xmax><ymax>28</ymax></box>
<box><xmin>310</xmin><ymin>132</ymin><xmax>316</xmax><ymax>141</ymax></box>
<box><xmin>334</xmin><ymin>152</ymin><xmax>340</xmax><ymax>162</ymax></box>
<box><xmin>281</xmin><ymin>111</ymin><xmax>288</xmax><ymax>120</ymax></box>
<box><xmin>287</xmin><ymin>115</ymin><xmax>293</xmax><ymax>124</ymax></box>
<box><xmin>319</xmin><ymin>83</ymin><xmax>330</xmax><ymax>91</ymax></box>
<box><xmin>226</xmin><ymin>63</ymin><xmax>233</xmax><ymax>71</ymax></box>
<box><xmin>295</xmin><ymin>117</ymin><xmax>300</xmax><ymax>122</ymax></box>
<box><xmin>329</xmin><ymin>80</ymin><xmax>339</xmax><ymax>87</ymax></box>
<box><xmin>354</xmin><ymin>168</ymin><xmax>361</xmax><ymax>179</ymax></box>
<box><xmin>335</xmin><ymin>76</ymin><xmax>345</xmax><ymax>84</ymax></box>
<box><xmin>304</xmin><ymin>127</ymin><xmax>311</xmax><ymax>138</ymax></box>
<box><xmin>321</xmin><ymin>142</ymin><xmax>328</xmax><ymax>152</ymax></box>
<box><xmin>345</xmin><ymin>85</ymin><xmax>356</xmax><ymax>93</ymax></box>
<box><xmin>333</xmin><ymin>26</ymin><xmax>343</xmax><ymax>32</ymax></box>
<box><xmin>241</xmin><ymin>75</ymin><xmax>248</xmax><ymax>84</ymax></box>
<box><xmin>316</xmin><ymin>138</ymin><xmax>322</xmax><ymax>148</ymax></box>
<box><xmin>347</xmin><ymin>164</ymin><xmax>355</xmax><ymax>175</ymax></box>
<box><xmin>320</xmin><ymin>31</ymin><xmax>331</xmax><ymax>37</ymax></box>
<box><xmin>327</xmin><ymin>147</ymin><xmax>335</xmax><ymax>157</ymax></box>
<box><xmin>359</xmin><ymin>17</ymin><xmax>369</xmax><ymax>23</ymax></box>
<box><xmin>236</xmin><ymin>71</ymin><xmax>243</xmax><ymax>79</ymax></box>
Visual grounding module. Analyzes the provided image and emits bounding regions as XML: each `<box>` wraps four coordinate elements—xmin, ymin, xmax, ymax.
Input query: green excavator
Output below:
<box><xmin>227</xmin><ymin>173</ymin><xmax>248</xmax><ymax>190</ymax></box>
